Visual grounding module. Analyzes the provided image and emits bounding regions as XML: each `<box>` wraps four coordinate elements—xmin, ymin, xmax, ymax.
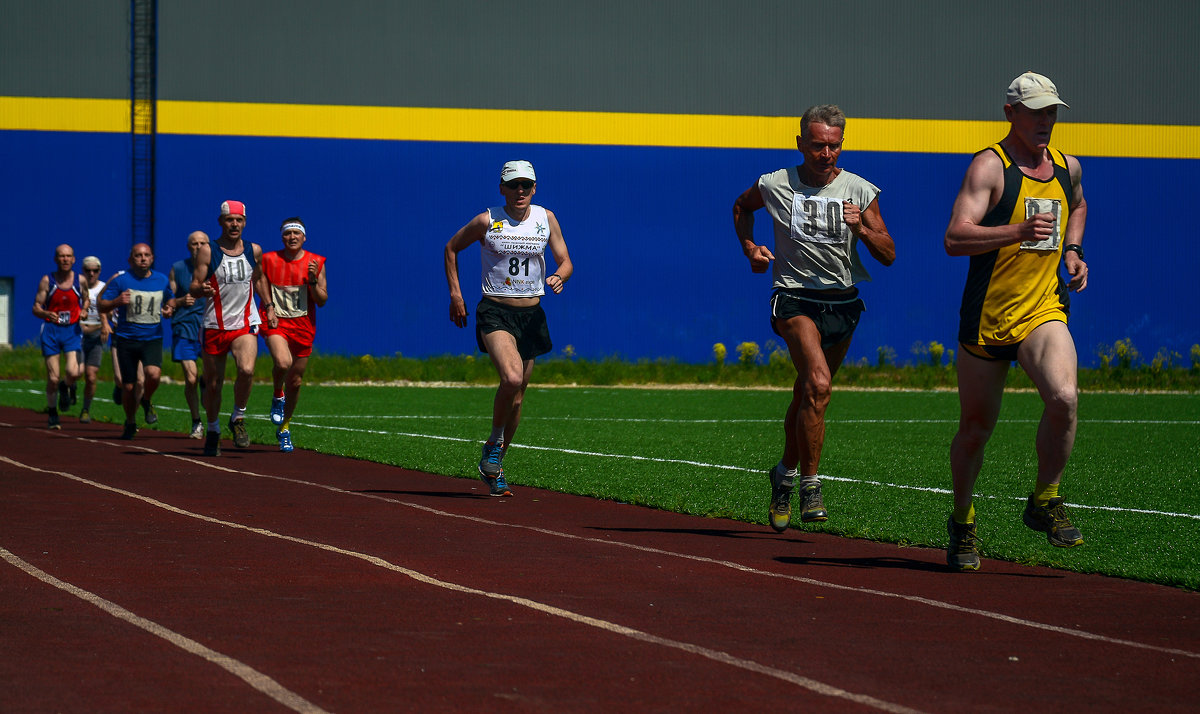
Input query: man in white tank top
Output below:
<box><xmin>445</xmin><ymin>160</ymin><xmax>574</xmax><ymax>496</ymax></box>
<box><xmin>733</xmin><ymin>105</ymin><xmax>896</xmax><ymax>534</ymax></box>
<box><xmin>190</xmin><ymin>199</ymin><xmax>270</xmax><ymax>456</ymax></box>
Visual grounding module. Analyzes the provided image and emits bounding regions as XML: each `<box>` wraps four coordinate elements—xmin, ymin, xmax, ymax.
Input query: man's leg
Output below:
<box><xmin>776</xmin><ymin>315</ymin><xmax>834</xmax><ymax>477</ymax></box>
<box><xmin>44</xmin><ymin>353</ymin><xmax>60</xmax><ymax>412</ymax></box>
<box><xmin>115</xmin><ymin>344</ymin><xmax>140</xmax><ymax>439</ymax></box>
<box><xmin>266</xmin><ymin>334</ymin><xmax>292</xmax><ymax>426</ymax></box>
<box><xmin>949</xmin><ymin>350</ymin><xmax>1009</xmax><ymax>518</ymax></box>
<box><xmin>229</xmin><ymin>334</ymin><xmax>258</xmax><ymax>414</ymax></box>
<box><xmin>282</xmin><ymin>354</ymin><xmax>309</xmax><ymax>423</ymax></box>
<box><xmin>1016</xmin><ymin>321</ymin><xmax>1083</xmax><ymax>547</ymax></box>
<box><xmin>224</xmin><ymin>334</ymin><xmax>257</xmax><ymax>449</ymax></box>
<box><xmin>476</xmin><ymin>330</ymin><xmax>526</xmax><ymax>495</ymax></box>
<box><xmin>945</xmin><ymin>348</ymin><xmax>1009</xmax><ymax>571</ymax></box>
<box><xmin>202</xmin><ymin>350</ymin><xmax>226</xmax><ymax>425</ymax></box>
<box><xmin>181</xmin><ymin>358</ymin><xmax>201</xmax><ymax>423</ymax></box>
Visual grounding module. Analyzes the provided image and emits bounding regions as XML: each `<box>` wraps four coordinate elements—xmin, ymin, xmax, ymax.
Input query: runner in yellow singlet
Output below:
<box><xmin>943</xmin><ymin>72</ymin><xmax>1089</xmax><ymax>572</ymax></box>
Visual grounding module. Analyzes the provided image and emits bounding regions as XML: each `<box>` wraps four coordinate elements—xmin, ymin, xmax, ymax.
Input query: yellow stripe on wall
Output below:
<box><xmin>3</xmin><ymin>96</ymin><xmax>1198</xmax><ymax>159</ymax></box>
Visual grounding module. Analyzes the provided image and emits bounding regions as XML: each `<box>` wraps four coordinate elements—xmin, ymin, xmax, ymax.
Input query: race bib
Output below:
<box><xmin>789</xmin><ymin>195</ymin><xmax>846</xmax><ymax>245</ymax></box>
<box><xmin>56</xmin><ymin>311</ymin><xmax>70</xmax><ymax>325</ymax></box>
<box><xmin>271</xmin><ymin>284</ymin><xmax>308</xmax><ymax>319</ymax></box>
<box><xmin>1020</xmin><ymin>197</ymin><xmax>1062</xmax><ymax>252</ymax></box>
<box><xmin>125</xmin><ymin>289</ymin><xmax>163</xmax><ymax>325</ymax></box>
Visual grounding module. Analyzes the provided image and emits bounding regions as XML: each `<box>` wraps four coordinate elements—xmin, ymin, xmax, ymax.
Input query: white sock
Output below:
<box><xmin>232</xmin><ymin>406</ymin><xmax>246</xmax><ymax>422</ymax></box>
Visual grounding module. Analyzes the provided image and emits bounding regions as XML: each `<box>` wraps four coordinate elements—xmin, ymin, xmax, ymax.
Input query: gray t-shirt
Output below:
<box><xmin>758</xmin><ymin>166</ymin><xmax>881</xmax><ymax>290</ymax></box>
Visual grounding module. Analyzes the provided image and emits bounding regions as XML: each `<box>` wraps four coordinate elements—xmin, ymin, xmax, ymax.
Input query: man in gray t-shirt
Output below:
<box><xmin>732</xmin><ymin>104</ymin><xmax>896</xmax><ymax>534</ymax></box>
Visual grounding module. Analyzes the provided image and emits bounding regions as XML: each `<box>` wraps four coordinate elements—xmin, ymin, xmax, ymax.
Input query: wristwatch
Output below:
<box><xmin>1063</xmin><ymin>244</ymin><xmax>1084</xmax><ymax>260</ymax></box>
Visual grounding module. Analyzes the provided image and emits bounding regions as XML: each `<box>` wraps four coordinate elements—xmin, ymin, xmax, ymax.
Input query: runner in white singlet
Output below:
<box><xmin>445</xmin><ymin>160</ymin><xmax>574</xmax><ymax>497</ymax></box>
<box><xmin>189</xmin><ymin>199</ymin><xmax>270</xmax><ymax>456</ymax></box>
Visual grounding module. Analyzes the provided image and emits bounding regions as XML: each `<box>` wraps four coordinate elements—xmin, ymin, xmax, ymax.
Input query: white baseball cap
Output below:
<box><xmin>1006</xmin><ymin>71</ymin><xmax>1069</xmax><ymax>110</ymax></box>
<box><xmin>500</xmin><ymin>160</ymin><xmax>536</xmax><ymax>182</ymax></box>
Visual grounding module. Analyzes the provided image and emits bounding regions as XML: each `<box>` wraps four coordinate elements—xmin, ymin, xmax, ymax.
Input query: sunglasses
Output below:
<box><xmin>83</xmin><ymin>268</ymin><xmax>100</xmax><ymax>274</ymax></box>
<box><xmin>503</xmin><ymin>179</ymin><xmax>534</xmax><ymax>190</ymax></box>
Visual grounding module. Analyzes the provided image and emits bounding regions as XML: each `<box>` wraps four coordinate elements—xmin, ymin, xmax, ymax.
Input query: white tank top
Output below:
<box><xmin>481</xmin><ymin>205</ymin><xmax>550</xmax><ymax>298</ymax></box>
<box><xmin>204</xmin><ymin>245</ymin><xmax>261</xmax><ymax>330</ymax></box>
<box><xmin>81</xmin><ymin>281</ymin><xmax>105</xmax><ymax>327</ymax></box>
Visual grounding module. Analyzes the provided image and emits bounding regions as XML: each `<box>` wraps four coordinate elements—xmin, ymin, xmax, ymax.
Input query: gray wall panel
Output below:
<box><xmin>156</xmin><ymin>0</ymin><xmax>1198</xmax><ymax>124</ymax></box>
<box><xmin>4</xmin><ymin>0</ymin><xmax>1198</xmax><ymax>124</ymax></box>
<box><xmin>0</xmin><ymin>0</ymin><xmax>128</xmax><ymax>98</ymax></box>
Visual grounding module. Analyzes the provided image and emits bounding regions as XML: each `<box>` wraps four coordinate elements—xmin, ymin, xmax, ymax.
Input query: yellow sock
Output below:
<box><xmin>1033</xmin><ymin>482</ymin><xmax>1059</xmax><ymax>506</ymax></box>
<box><xmin>280</xmin><ymin>418</ymin><xmax>291</xmax><ymax>432</ymax></box>
<box><xmin>953</xmin><ymin>503</ymin><xmax>975</xmax><ymax>525</ymax></box>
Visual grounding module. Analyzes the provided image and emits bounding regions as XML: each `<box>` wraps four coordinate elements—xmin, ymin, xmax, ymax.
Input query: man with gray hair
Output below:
<box><xmin>733</xmin><ymin>105</ymin><xmax>896</xmax><ymax>534</ymax></box>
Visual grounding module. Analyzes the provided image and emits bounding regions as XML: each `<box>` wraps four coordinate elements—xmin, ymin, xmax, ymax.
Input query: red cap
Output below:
<box><xmin>220</xmin><ymin>200</ymin><xmax>246</xmax><ymax>217</ymax></box>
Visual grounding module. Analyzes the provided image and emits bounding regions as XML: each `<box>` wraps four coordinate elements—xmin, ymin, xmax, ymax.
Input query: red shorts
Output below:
<box><xmin>204</xmin><ymin>324</ymin><xmax>259</xmax><ymax>355</ymax></box>
<box><xmin>261</xmin><ymin>319</ymin><xmax>314</xmax><ymax>358</ymax></box>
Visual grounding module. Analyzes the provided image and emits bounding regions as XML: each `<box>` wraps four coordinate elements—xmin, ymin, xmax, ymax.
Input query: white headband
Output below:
<box><xmin>281</xmin><ymin>222</ymin><xmax>306</xmax><ymax>236</ymax></box>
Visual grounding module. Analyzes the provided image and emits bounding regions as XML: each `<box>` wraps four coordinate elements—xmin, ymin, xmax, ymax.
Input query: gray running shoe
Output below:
<box><xmin>946</xmin><ymin>517</ymin><xmax>981</xmax><ymax>571</ymax></box>
<box><xmin>229</xmin><ymin>417</ymin><xmax>250</xmax><ymax>449</ymax></box>
<box><xmin>767</xmin><ymin>465</ymin><xmax>793</xmax><ymax>533</ymax></box>
<box><xmin>798</xmin><ymin>481</ymin><xmax>828</xmax><ymax>523</ymax></box>
<box><xmin>1022</xmin><ymin>495</ymin><xmax>1084</xmax><ymax>547</ymax></box>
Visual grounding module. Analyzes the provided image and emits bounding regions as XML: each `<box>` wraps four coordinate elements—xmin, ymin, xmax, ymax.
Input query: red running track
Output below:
<box><xmin>1</xmin><ymin>406</ymin><xmax>1197</xmax><ymax>713</ymax></box>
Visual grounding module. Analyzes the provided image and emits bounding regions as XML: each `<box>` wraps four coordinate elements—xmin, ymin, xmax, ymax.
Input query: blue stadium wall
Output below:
<box><xmin>3</xmin><ymin>1</ymin><xmax>1198</xmax><ymax>366</ymax></box>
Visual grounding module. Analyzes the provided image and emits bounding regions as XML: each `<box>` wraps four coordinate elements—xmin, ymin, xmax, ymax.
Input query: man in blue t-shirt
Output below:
<box><xmin>99</xmin><ymin>243</ymin><xmax>176</xmax><ymax>440</ymax></box>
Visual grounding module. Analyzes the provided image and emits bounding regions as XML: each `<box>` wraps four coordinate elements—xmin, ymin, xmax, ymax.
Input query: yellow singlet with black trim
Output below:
<box><xmin>957</xmin><ymin>143</ymin><xmax>1072</xmax><ymax>354</ymax></box>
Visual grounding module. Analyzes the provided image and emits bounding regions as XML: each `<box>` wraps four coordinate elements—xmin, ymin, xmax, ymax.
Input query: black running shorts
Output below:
<box><xmin>475</xmin><ymin>298</ymin><xmax>553</xmax><ymax>360</ymax></box>
<box><xmin>770</xmin><ymin>287</ymin><xmax>865</xmax><ymax>348</ymax></box>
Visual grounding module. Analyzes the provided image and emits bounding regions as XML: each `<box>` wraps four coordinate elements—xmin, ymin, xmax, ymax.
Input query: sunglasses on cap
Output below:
<box><xmin>503</xmin><ymin>179</ymin><xmax>534</xmax><ymax>190</ymax></box>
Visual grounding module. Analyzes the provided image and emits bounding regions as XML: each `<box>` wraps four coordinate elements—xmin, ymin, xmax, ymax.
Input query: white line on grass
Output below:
<box><xmin>281</xmin><ymin>420</ymin><xmax>1200</xmax><ymax>521</ymax></box>
<box><xmin>0</xmin><ymin>545</ymin><xmax>329</xmax><ymax>714</ymax></box>
<box><xmin>1</xmin><ymin>454</ymin><xmax>926</xmax><ymax>714</ymax></box>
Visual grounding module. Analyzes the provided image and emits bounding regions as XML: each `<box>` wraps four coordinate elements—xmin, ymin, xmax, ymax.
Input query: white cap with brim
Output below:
<box><xmin>500</xmin><ymin>160</ymin><xmax>536</xmax><ymax>182</ymax></box>
<box><xmin>1006</xmin><ymin>71</ymin><xmax>1069</xmax><ymax>110</ymax></box>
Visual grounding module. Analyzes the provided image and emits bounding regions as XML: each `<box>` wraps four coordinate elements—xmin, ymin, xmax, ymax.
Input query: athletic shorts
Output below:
<box><xmin>770</xmin><ymin>287</ymin><xmax>865</xmax><ymax>349</ymax></box>
<box><xmin>39</xmin><ymin>322</ymin><xmax>82</xmax><ymax>357</ymax></box>
<box><xmin>204</xmin><ymin>324</ymin><xmax>258</xmax><ymax>356</ymax></box>
<box><xmin>114</xmin><ymin>337</ymin><xmax>163</xmax><ymax>385</ymax></box>
<box><xmin>261</xmin><ymin>320</ymin><xmax>314</xmax><ymax>359</ymax></box>
<box><xmin>81</xmin><ymin>332</ymin><xmax>105</xmax><ymax>368</ymax></box>
<box><xmin>475</xmin><ymin>298</ymin><xmax>553</xmax><ymax>360</ymax></box>
<box><xmin>959</xmin><ymin>318</ymin><xmax>1067</xmax><ymax>362</ymax></box>
<box><xmin>172</xmin><ymin>334</ymin><xmax>204</xmax><ymax>362</ymax></box>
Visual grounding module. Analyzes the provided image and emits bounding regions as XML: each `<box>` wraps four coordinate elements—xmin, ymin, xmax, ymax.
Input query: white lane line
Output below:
<box><xmin>3</xmin><ymin>414</ymin><xmax>1198</xmax><ymax>522</ymax></box>
<box><xmin>0</xmin><ymin>545</ymin><xmax>330</xmax><ymax>714</ymax></box>
<box><xmin>279</xmin><ymin>421</ymin><xmax>1200</xmax><ymax>521</ymax></box>
<box><xmin>1</xmin><ymin>455</ymin><xmax>925</xmax><ymax>714</ymax></box>
<box><xmin>13</xmin><ymin>435</ymin><xmax>1200</xmax><ymax>662</ymax></box>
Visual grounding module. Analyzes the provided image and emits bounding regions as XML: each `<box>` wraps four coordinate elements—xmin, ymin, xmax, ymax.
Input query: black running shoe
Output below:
<box><xmin>203</xmin><ymin>430</ymin><xmax>221</xmax><ymax>456</ymax></box>
<box><xmin>119</xmin><ymin>422</ymin><xmax>137</xmax><ymax>440</ymax></box>
<box><xmin>1022</xmin><ymin>495</ymin><xmax>1084</xmax><ymax>547</ymax></box>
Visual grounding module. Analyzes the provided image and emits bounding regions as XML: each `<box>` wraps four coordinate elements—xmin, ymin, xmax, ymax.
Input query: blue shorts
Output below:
<box><xmin>172</xmin><ymin>334</ymin><xmax>204</xmax><ymax>362</ymax></box>
<box><xmin>40</xmin><ymin>322</ymin><xmax>82</xmax><ymax>357</ymax></box>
